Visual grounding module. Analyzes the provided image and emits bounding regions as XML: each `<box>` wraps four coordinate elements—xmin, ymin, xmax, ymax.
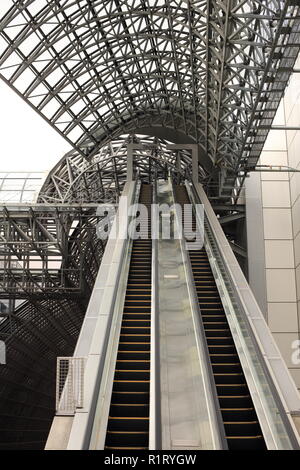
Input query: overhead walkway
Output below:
<box><xmin>46</xmin><ymin>177</ymin><xmax>300</xmax><ymax>451</ymax></box>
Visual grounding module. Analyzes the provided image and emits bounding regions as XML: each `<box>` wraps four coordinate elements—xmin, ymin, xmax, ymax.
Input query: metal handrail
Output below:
<box><xmin>170</xmin><ymin>178</ymin><xmax>226</xmax><ymax>449</ymax></box>
<box><xmin>187</xmin><ymin>180</ymin><xmax>300</xmax><ymax>450</ymax></box>
<box><xmin>149</xmin><ymin>178</ymin><xmax>161</xmax><ymax>449</ymax></box>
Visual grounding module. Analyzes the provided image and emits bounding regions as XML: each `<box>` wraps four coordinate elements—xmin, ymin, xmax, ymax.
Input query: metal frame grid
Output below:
<box><xmin>0</xmin><ymin>201</ymin><xmax>103</xmax><ymax>448</ymax></box>
<box><xmin>0</xmin><ymin>206</ymin><xmax>104</xmax><ymax>298</ymax></box>
<box><xmin>0</xmin><ymin>1</ymin><xmax>299</xmax><ymax>197</ymax></box>
<box><xmin>38</xmin><ymin>134</ymin><xmax>206</xmax><ymax>203</ymax></box>
<box><xmin>0</xmin><ymin>172</ymin><xmax>45</xmax><ymax>203</ymax></box>
<box><xmin>0</xmin><ymin>0</ymin><xmax>300</xmax><ymax>450</ymax></box>
<box><xmin>0</xmin><ymin>135</ymin><xmax>199</xmax><ymax>299</ymax></box>
<box><xmin>0</xmin><ymin>296</ymin><xmax>88</xmax><ymax>449</ymax></box>
<box><xmin>56</xmin><ymin>356</ymin><xmax>85</xmax><ymax>415</ymax></box>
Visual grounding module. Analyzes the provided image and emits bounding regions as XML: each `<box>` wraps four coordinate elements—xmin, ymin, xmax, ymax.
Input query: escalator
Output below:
<box><xmin>174</xmin><ymin>185</ymin><xmax>266</xmax><ymax>450</ymax></box>
<box><xmin>49</xmin><ymin>179</ymin><xmax>300</xmax><ymax>451</ymax></box>
<box><xmin>104</xmin><ymin>184</ymin><xmax>152</xmax><ymax>450</ymax></box>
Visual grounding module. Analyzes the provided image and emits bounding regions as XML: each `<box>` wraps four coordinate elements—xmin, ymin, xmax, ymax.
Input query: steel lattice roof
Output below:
<box><xmin>0</xmin><ymin>1</ymin><xmax>299</xmax><ymax>188</ymax></box>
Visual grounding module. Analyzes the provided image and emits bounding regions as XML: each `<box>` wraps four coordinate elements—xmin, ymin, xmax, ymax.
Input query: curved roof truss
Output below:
<box><xmin>38</xmin><ymin>134</ymin><xmax>205</xmax><ymax>203</ymax></box>
<box><xmin>0</xmin><ymin>1</ymin><xmax>299</xmax><ymax>182</ymax></box>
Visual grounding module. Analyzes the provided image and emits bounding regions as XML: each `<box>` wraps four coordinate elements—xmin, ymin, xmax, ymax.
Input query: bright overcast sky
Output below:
<box><xmin>0</xmin><ymin>81</ymin><xmax>71</xmax><ymax>172</ymax></box>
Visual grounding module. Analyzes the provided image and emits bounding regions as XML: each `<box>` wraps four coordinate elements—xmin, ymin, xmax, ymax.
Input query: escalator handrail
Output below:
<box><xmin>170</xmin><ymin>179</ymin><xmax>228</xmax><ymax>450</ymax></box>
<box><xmin>149</xmin><ymin>179</ymin><xmax>161</xmax><ymax>450</ymax></box>
<box><xmin>187</xmin><ymin>181</ymin><xmax>300</xmax><ymax>450</ymax></box>
<box><xmin>72</xmin><ymin>179</ymin><xmax>141</xmax><ymax>449</ymax></box>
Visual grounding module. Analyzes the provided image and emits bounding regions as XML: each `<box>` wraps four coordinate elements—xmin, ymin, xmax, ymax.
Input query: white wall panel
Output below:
<box><xmin>265</xmin><ymin>240</ymin><xmax>294</xmax><ymax>269</ymax></box>
<box><xmin>266</xmin><ymin>269</ymin><xmax>296</xmax><ymax>302</ymax></box>
<box><xmin>272</xmin><ymin>333</ymin><xmax>299</xmax><ymax>368</ymax></box>
<box><xmin>246</xmin><ymin>62</ymin><xmax>300</xmax><ymax>390</ymax></box>
<box><xmin>264</xmin><ymin>129</ymin><xmax>287</xmax><ymax>151</ymax></box>
<box><xmin>268</xmin><ymin>303</ymin><xmax>298</xmax><ymax>333</ymax></box>
<box><xmin>262</xmin><ymin>181</ymin><xmax>291</xmax><ymax>208</ymax></box>
<box><xmin>263</xmin><ymin>209</ymin><xmax>293</xmax><ymax>239</ymax></box>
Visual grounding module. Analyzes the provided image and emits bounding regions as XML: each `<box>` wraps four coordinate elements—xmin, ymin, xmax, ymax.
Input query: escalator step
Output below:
<box><xmin>208</xmin><ymin>345</ymin><xmax>236</xmax><ymax>354</ymax></box>
<box><xmin>216</xmin><ymin>384</ymin><xmax>249</xmax><ymax>395</ymax></box>
<box><xmin>125</xmin><ymin>295</ymin><xmax>151</xmax><ymax>300</ymax></box>
<box><xmin>202</xmin><ymin>315</ymin><xmax>227</xmax><ymax>321</ymax></box>
<box><xmin>113</xmin><ymin>381</ymin><xmax>150</xmax><ymax>392</ymax></box>
<box><xmin>116</xmin><ymin>360</ymin><xmax>150</xmax><ymax>370</ymax></box>
<box><xmin>226</xmin><ymin>436</ymin><xmax>266</xmax><ymax>451</ymax></box>
<box><xmin>218</xmin><ymin>396</ymin><xmax>253</xmax><ymax>408</ymax></box>
<box><xmin>111</xmin><ymin>392</ymin><xmax>150</xmax><ymax>404</ymax></box>
<box><xmin>119</xmin><ymin>335</ymin><xmax>151</xmax><ymax>342</ymax></box>
<box><xmin>205</xmin><ymin>330</ymin><xmax>231</xmax><ymax>338</ymax></box>
<box><xmin>126</xmin><ymin>286</ymin><xmax>151</xmax><ymax>290</ymax></box>
<box><xmin>197</xmin><ymin>293</ymin><xmax>219</xmax><ymax>298</ymax></box>
<box><xmin>190</xmin><ymin>263</ymin><xmax>211</xmax><ymax>267</ymax></box>
<box><xmin>195</xmin><ymin>279</ymin><xmax>215</xmax><ymax>283</ymax></box>
<box><xmin>203</xmin><ymin>322</ymin><xmax>228</xmax><ymax>329</ymax></box>
<box><xmin>201</xmin><ymin>308</ymin><xmax>225</xmax><ymax>312</ymax></box>
<box><xmin>119</xmin><ymin>342</ymin><xmax>150</xmax><ymax>351</ymax></box>
<box><xmin>191</xmin><ymin>269</ymin><xmax>213</xmax><ymax>273</ymax></box>
<box><xmin>199</xmin><ymin>303</ymin><xmax>223</xmax><ymax>308</ymax></box>
<box><xmin>128</xmin><ymin>269</ymin><xmax>151</xmax><ymax>273</ymax></box>
<box><xmin>126</xmin><ymin>285</ymin><xmax>151</xmax><ymax>289</ymax></box>
<box><xmin>107</xmin><ymin>417</ymin><xmax>149</xmax><ymax>432</ymax></box>
<box><xmin>214</xmin><ymin>373</ymin><xmax>245</xmax><ymax>385</ymax></box>
<box><xmin>105</xmin><ymin>446</ymin><xmax>148</xmax><ymax>450</ymax></box>
<box><xmin>207</xmin><ymin>337</ymin><xmax>235</xmax><ymax>345</ymax></box>
<box><xmin>196</xmin><ymin>289</ymin><xmax>220</xmax><ymax>294</ymax></box>
<box><xmin>109</xmin><ymin>404</ymin><xmax>150</xmax><ymax>418</ymax></box>
<box><xmin>209</xmin><ymin>354</ymin><xmax>239</xmax><ymax>363</ymax></box>
<box><xmin>114</xmin><ymin>370</ymin><xmax>150</xmax><ymax>381</ymax></box>
<box><xmin>123</xmin><ymin>307</ymin><xmax>151</xmax><ymax>313</ymax></box>
<box><xmin>224</xmin><ymin>421</ymin><xmax>261</xmax><ymax>437</ymax></box>
<box><xmin>105</xmin><ymin>431</ymin><xmax>149</xmax><ymax>447</ymax></box>
<box><xmin>117</xmin><ymin>351</ymin><xmax>150</xmax><ymax>361</ymax></box>
<box><xmin>122</xmin><ymin>314</ymin><xmax>151</xmax><ymax>320</ymax></box>
<box><xmin>120</xmin><ymin>327</ymin><xmax>151</xmax><ymax>335</ymax></box>
<box><xmin>212</xmin><ymin>363</ymin><xmax>243</xmax><ymax>373</ymax></box>
<box><xmin>221</xmin><ymin>408</ymin><xmax>257</xmax><ymax>421</ymax></box>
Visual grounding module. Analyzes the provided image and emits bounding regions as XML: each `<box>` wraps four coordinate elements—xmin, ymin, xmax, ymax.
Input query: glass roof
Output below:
<box><xmin>0</xmin><ymin>1</ymin><xmax>299</xmax><ymax>188</ymax></box>
<box><xmin>0</xmin><ymin>172</ymin><xmax>46</xmax><ymax>203</ymax></box>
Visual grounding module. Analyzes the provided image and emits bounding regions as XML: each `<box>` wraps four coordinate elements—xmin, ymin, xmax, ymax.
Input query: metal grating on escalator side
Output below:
<box><xmin>104</xmin><ymin>184</ymin><xmax>152</xmax><ymax>450</ymax></box>
<box><xmin>174</xmin><ymin>185</ymin><xmax>266</xmax><ymax>451</ymax></box>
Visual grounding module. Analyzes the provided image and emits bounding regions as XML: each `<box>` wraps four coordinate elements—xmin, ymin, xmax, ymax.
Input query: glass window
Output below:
<box><xmin>23</xmin><ymin>180</ymin><xmax>41</xmax><ymax>190</ymax></box>
<box><xmin>21</xmin><ymin>191</ymin><xmax>36</xmax><ymax>202</ymax></box>
<box><xmin>0</xmin><ymin>191</ymin><xmax>22</xmax><ymax>202</ymax></box>
<box><xmin>2</xmin><ymin>179</ymin><xmax>25</xmax><ymax>190</ymax></box>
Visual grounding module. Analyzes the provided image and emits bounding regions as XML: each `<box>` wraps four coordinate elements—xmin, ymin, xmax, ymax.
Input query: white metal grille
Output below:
<box><xmin>56</xmin><ymin>357</ymin><xmax>86</xmax><ymax>416</ymax></box>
